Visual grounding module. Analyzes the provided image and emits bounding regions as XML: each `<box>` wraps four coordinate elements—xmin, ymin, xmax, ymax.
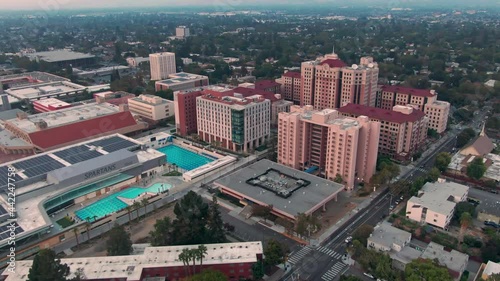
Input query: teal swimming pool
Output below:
<box><xmin>157</xmin><ymin>145</ymin><xmax>214</xmax><ymax>171</ymax></box>
<box><xmin>75</xmin><ymin>182</ymin><xmax>171</xmax><ymax>221</ymax></box>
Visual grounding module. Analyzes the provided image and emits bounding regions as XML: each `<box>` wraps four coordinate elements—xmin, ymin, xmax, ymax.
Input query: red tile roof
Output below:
<box><xmin>282</xmin><ymin>71</ymin><xmax>301</xmax><ymax>79</ymax></box>
<box><xmin>338</xmin><ymin>103</ymin><xmax>426</xmax><ymax>124</ymax></box>
<box><xmin>254</xmin><ymin>80</ymin><xmax>280</xmax><ymax>90</ymax></box>
<box><xmin>381</xmin><ymin>85</ymin><xmax>435</xmax><ymax>97</ymax></box>
<box><xmin>319</xmin><ymin>59</ymin><xmax>347</xmax><ymax>68</ymax></box>
<box><xmin>233</xmin><ymin>87</ymin><xmax>280</xmax><ymax>102</ymax></box>
<box><xmin>28</xmin><ymin>111</ymin><xmax>139</xmax><ymax>150</ymax></box>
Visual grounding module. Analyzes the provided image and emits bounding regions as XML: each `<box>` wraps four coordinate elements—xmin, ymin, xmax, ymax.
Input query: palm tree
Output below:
<box><xmin>141</xmin><ymin>197</ymin><xmax>149</xmax><ymax>220</ymax></box>
<box><xmin>73</xmin><ymin>227</ymin><xmax>79</xmax><ymax>248</ymax></box>
<box><xmin>188</xmin><ymin>249</ymin><xmax>197</xmax><ymax>275</ymax></box>
<box><xmin>84</xmin><ymin>220</ymin><xmax>91</xmax><ymax>242</ymax></box>
<box><xmin>92</xmin><ymin>215</ymin><xmax>98</xmax><ymax>222</ymax></box>
<box><xmin>459</xmin><ymin>212</ymin><xmax>473</xmax><ymax>243</ymax></box>
<box><xmin>196</xmin><ymin>244</ymin><xmax>208</xmax><ymax>274</ymax></box>
<box><xmin>179</xmin><ymin>248</ymin><xmax>191</xmax><ymax>276</ymax></box>
<box><xmin>132</xmin><ymin>201</ymin><xmax>141</xmax><ymax>222</ymax></box>
<box><xmin>125</xmin><ymin>205</ymin><xmax>132</xmax><ymax>222</ymax></box>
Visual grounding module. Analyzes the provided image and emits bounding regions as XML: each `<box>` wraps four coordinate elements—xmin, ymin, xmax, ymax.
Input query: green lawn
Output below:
<box><xmin>162</xmin><ymin>171</ymin><xmax>182</xmax><ymax>176</ymax></box>
<box><xmin>56</xmin><ymin>216</ymin><xmax>75</xmax><ymax>228</ymax></box>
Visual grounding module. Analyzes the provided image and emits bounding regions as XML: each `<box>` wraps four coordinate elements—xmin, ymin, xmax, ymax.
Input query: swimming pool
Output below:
<box><xmin>157</xmin><ymin>145</ymin><xmax>214</xmax><ymax>171</ymax></box>
<box><xmin>75</xmin><ymin>183</ymin><xmax>171</xmax><ymax>221</ymax></box>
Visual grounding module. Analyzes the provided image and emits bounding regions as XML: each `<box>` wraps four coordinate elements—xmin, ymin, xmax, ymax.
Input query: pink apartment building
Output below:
<box><xmin>299</xmin><ymin>51</ymin><xmax>379</xmax><ymax>110</ymax></box>
<box><xmin>376</xmin><ymin>85</ymin><xmax>450</xmax><ymax>133</ymax></box>
<box><xmin>196</xmin><ymin>89</ymin><xmax>270</xmax><ymax>152</ymax></box>
<box><xmin>277</xmin><ymin>105</ymin><xmax>380</xmax><ymax>189</ymax></box>
<box><xmin>338</xmin><ymin>104</ymin><xmax>428</xmax><ymax>161</ymax></box>
<box><xmin>279</xmin><ymin>71</ymin><xmax>301</xmax><ymax>104</ymax></box>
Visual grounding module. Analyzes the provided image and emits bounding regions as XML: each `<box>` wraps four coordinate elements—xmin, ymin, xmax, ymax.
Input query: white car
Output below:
<box><xmin>345</xmin><ymin>236</ymin><xmax>353</xmax><ymax>243</ymax></box>
<box><xmin>363</xmin><ymin>273</ymin><xmax>375</xmax><ymax>279</ymax></box>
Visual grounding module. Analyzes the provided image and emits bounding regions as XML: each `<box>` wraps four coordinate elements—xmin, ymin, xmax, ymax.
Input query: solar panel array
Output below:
<box><xmin>88</xmin><ymin>136</ymin><xmax>137</xmax><ymax>153</ymax></box>
<box><xmin>0</xmin><ymin>166</ymin><xmax>23</xmax><ymax>186</ymax></box>
<box><xmin>53</xmin><ymin>145</ymin><xmax>104</xmax><ymax>165</ymax></box>
<box><xmin>11</xmin><ymin>155</ymin><xmax>65</xmax><ymax>178</ymax></box>
<box><xmin>0</xmin><ymin>222</ymin><xmax>23</xmax><ymax>240</ymax></box>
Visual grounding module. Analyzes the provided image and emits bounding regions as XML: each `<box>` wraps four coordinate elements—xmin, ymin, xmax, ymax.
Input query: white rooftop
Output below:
<box><xmin>33</xmin><ymin>98</ymin><xmax>71</xmax><ymax>108</ymax></box>
<box><xmin>368</xmin><ymin>222</ymin><xmax>412</xmax><ymax>250</ymax></box>
<box><xmin>408</xmin><ymin>181</ymin><xmax>469</xmax><ymax>215</ymax></box>
<box><xmin>421</xmin><ymin>242</ymin><xmax>469</xmax><ymax>274</ymax></box>
<box><xmin>5</xmin><ymin>81</ymin><xmax>86</xmax><ymax>100</ymax></box>
<box><xmin>449</xmin><ymin>153</ymin><xmax>500</xmax><ymax>182</ymax></box>
<box><xmin>28</xmin><ymin>50</ymin><xmax>95</xmax><ymax>63</ymax></box>
<box><xmin>6</xmin><ymin>102</ymin><xmax>121</xmax><ymax>133</ymax></box>
<box><xmin>3</xmin><ymin>242</ymin><xmax>263</xmax><ymax>281</ymax></box>
<box><xmin>483</xmin><ymin>261</ymin><xmax>500</xmax><ymax>277</ymax></box>
<box><xmin>156</xmin><ymin>72</ymin><xmax>208</xmax><ymax>86</ymax></box>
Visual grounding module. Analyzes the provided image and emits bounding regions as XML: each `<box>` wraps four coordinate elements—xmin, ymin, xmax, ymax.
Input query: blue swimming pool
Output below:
<box><xmin>157</xmin><ymin>145</ymin><xmax>214</xmax><ymax>171</ymax></box>
<box><xmin>75</xmin><ymin>183</ymin><xmax>171</xmax><ymax>221</ymax></box>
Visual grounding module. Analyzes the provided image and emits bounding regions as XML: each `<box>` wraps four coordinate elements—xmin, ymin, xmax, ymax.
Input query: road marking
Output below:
<box><xmin>321</xmin><ymin>262</ymin><xmax>346</xmax><ymax>281</ymax></box>
<box><xmin>288</xmin><ymin>246</ymin><xmax>313</xmax><ymax>264</ymax></box>
<box><xmin>317</xmin><ymin>246</ymin><xmax>342</xmax><ymax>259</ymax></box>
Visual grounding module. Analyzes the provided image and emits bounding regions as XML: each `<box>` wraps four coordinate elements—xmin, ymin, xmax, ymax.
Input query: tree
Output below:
<box><xmin>72</xmin><ymin>227</ymin><xmax>79</xmax><ymax>248</ymax></box>
<box><xmin>149</xmin><ymin>217</ymin><xmax>173</xmax><ymax>246</ymax></box>
<box><xmin>179</xmin><ymin>248</ymin><xmax>192</xmax><ymax>277</ymax></box>
<box><xmin>106</xmin><ymin>224</ymin><xmax>132</xmax><ymax>256</ymax></box>
<box><xmin>352</xmin><ymin>224</ymin><xmax>374</xmax><ymax>247</ymax></box>
<box><xmin>125</xmin><ymin>205</ymin><xmax>132</xmax><ymax>222</ymax></box>
<box><xmin>264</xmin><ymin>239</ymin><xmax>289</xmax><ymax>267</ymax></box>
<box><xmin>456</xmin><ymin>128</ymin><xmax>476</xmax><ymax>148</ymax></box>
<box><xmin>435</xmin><ymin>152</ymin><xmax>452</xmax><ymax>172</ymax></box>
<box><xmin>195</xmin><ymin>245</ymin><xmax>208</xmax><ymax>274</ymax></box>
<box><xmin>488</xmin><ymin>273</ymin><xmax>500</xmax><ymax>281</ymax></box>
<box><xmin>155</xmin><ymin>89</ymin><xmax>174</xmax><ymax>100</ymax></box>
<box><xmin>206</xmin><ymin>196</ymin><xmax>226</xmax><ymax>243</ymax></box>
<box><xmin>427</xmin><ymin>167</ymin><xmax>441</xmax><ymax>182</ymax></box>
<box><xmin>84</xmin><ymin>220</ymin><xmax>91</xmax><ymax>242</ymax></box>
<box><xmin>334</xmin><ymin>174</ymin><xmax>343</xmax><ymax>184</ymax></box>
<box><xmin>141</xmin><ymin>197</ymin><xmax>149</xmax><ymax>220</ymax></box>
<box><xmin>340</xmin><ymin>275</ymin><xmax>364</xmax><ymax>281</ymax></box>
<box><xmin>171</xmin><ymin>191</ymin><xmax>209</xmax><ymax>245</ymax></box>
<box><xmin>295</xmin><ymin>213</ymin><xmax>321</xmax><ymax>239</ymax></box>
<box><xmin>28</xmin><ymin>249</ymin><xmax>70</xmax><ymax>281</ymax></box>
<box><xmin>133</xmin><ymin>201</ymin><xmax>141</xmax><ymax>222</ymax></box>
<box><xmin>186</xmin><ymin>269</ymin><xmax>228</xmax><ymax>281</ymax></box>
<box><xmin>252</xmin><ymin>262</ymin><xmax>265</xmax><ymax>280</ymax></box>
<box><xmin>428</xmin><ymin>128</ymin><xmax>439</xmax><ymax>138</ymax></box>
<box><xmin>405</xmin><ymin>259</ymin><xmax>453</xmax><ymax>281</ymax></box>
<box><xmin>459</xmin><ymin>212</ymin><xmax>473</xmax><ymax>244</ymax></box>
<box><xmin>454</xmin><ymin>202</ymin><xmax>476</xmax><ymax>221</ymax></box>
<box><xmin>251</xmin><ymin>204</ymin><xmax>273</xmax><ymax>222</ymax></box>
<box><xmin>467</xmin><ymin>157</ymin><xmax>487</xmax><ymax>180</ymax></box>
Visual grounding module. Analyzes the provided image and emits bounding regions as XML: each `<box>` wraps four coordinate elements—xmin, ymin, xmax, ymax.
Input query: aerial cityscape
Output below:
<box><xmin>0</xmin><ymin>1</ymin><xmax>499</xmax><ymax>281</ymax></box>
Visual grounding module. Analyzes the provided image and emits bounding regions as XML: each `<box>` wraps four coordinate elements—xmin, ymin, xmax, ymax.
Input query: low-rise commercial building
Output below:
<box><xmin>128</xmin><ymin>94</ymin><xmax>174</xmax><ymax>123</ymax></box>
<box><xmin>32</xmin><ymin>98</ymin><xmax>72</xmax><ymax>113</ymax></box>
<box><xmin>155</xmin><ymin>72</ymin><xmax>209</xmax><ymax>92</ymax></box>
<box><xmin>277</xmin><ymin>105</ymin><xmax>380</xmax><ymax>189</ymax></box>
<box><xmin>367</xmin><ymin>222</ymin><xmax>412</xmax><ymax>252</ymax></box>
<box><xmin>26</xmin><ymin>49</ymin><xmax>95</xmax><ymax>67</ymax></box>
<box><xmin>214</xmin><ymin>159</ymin><xmax>344</xmax><ymax>222</ymax></box>
<box><xmin>2</xmin><ymin>242</ymin><xmax>262</xmax><ymax>281</ymax></box>
<box><xmin>406</xmin><ymin>181</ymin><xmax>469</xmax><ymax>229</ymax></box>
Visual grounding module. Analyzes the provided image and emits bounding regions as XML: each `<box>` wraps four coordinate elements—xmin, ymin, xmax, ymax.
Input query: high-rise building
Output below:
<box><xmin>299</xmin><ymin>51</ymin><xmax>379</xmax><ymax>110</ymax></box>
<box><xmin>279</xmin><ymin>71</ymin><xmax>301</xmax><ymax>104</ymax></box>
<box><xmin>176</xmin><ymin>26</ymin><xmax>190</xmax><ymax>38</ymax></box>
<box><xmin>376</xmin><ymin>85</ymin><xmax>450</xmax><ymax>133</ymax></box>
<box><xmin>277</xmin><ymin>105</ymin><xmax>380</xmax><ymax>189</ymax></box>
<box><xmin>149</xmin><ymin>52</ymin><xmax>176</xmax><ymax>81</ymax></box>
<box><xmin>338</xmin><ymin>103</ymin><xmax>428</xmax><ymax>161</ymax></box>
<box><xmin>196</xmin><ymin>89</ymin><xmax>270</xmax><ymax>153</ymax></box>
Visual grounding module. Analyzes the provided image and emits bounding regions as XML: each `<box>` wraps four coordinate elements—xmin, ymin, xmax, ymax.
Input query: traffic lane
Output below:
<box><xmin>218</xmin><ymin>205</ymin><xmax>300</xmax><ymax>250</ymax></box>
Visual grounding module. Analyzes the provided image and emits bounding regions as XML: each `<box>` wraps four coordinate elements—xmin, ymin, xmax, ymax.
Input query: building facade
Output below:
<box><xmin>128</xmin><ymin>94</ymin><xmax>174</xmax><ymax>122</ymax></box>
<box><xmin>338</xmin><ymin>104</ymin><xmax>428</xmax><ymax>161</ymax></box>
<box><xmin>277</xmin><ymin>105</ymin><xmax>380</xmax><ymax>189</ymax></box>
<box><xmin>176</xmin><ymin>26</ymin><xmax>190</xmax><ymax>38</ymax></box>
<box><xmin>376</xmin><ymin>85</ymin><xmax>450</xmax><ymax>133</ymax></box>
<box><xmin>196</xmin><ymin>91</ymin><xmax>270</xmax><ymax>153</ymax></box>
<box><xmin>149</xmin><ymin>52</ymin><xmax>176</xmax><ymax>81</ymax></box>
<box><xmin>255</xmin><ymin>80</ymin><xmax>281</xmax><ymax>94</ymax></box>
<box><xmin>340</xmin><ymin>57</ymin><xmax>378</xmax><ymax>107</ymax></box>
<box><xmin>280</xmin><ymin>71</ymin><xmax>301</xmax><ymax>104</ymax></box>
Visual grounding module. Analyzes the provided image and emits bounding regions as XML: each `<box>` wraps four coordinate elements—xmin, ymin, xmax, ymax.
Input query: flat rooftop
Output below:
<box><xmin>408</xmin><ymin>181</ymin><xmax>469</xmax><ymax>215</ymax></box>
<box><xmin>5</xmin><ymin>81</ymin><xmax>86</xmax><ymax>100</ymax></box>
<box><xmin>0</xmin><ymin>72</ymin><xmax>69</xmax><ymax>88</ymax></box>
<box><xmin>3</xmin><ymin>242</ymin><xmax>263</xmax><ymax>281</ymax></box>
<box><xmin>215</xmin><ymin>159</ymin><xmax>344</xmax><ymax>217</ymax></box>
<box><xmin>368</xmin><ymin>222</ymin><xmax>411</xmax><ymax>249</ymax></box>
<box><xmin>28</xmin><ymin>50</ymin><xmax>95</xmax><ymax>63</ymax></box>
<box><xmin>32</xmin><ymin>98</ymin><xmax>71</xmax><ymax>108</ymax></box>
<box><xmin>156</xmin><ymin>72</ymin><xmax>208</xmax><ymax>86</ymax></box>
<box><xmin>6</xmin><ymin>102</ymin><xmax>120</xmax><ymax>133</ymax></box>
<box><xmin>483</xmin><ymin>261</ymin><xmax>500</xmax><ymax>277</ymax></box>
<box><xmin>421</xmin><ymin>242</ymin><xmax>468</xmax><ymax>274</ymax></box>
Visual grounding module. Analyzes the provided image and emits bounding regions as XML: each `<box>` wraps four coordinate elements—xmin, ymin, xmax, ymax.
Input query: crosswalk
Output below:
<box><xmin>321</xmin><ymin>262</ymin><xmax>347</xmax><ymax>281</ymax></box>
<box><xmin>316</xmin><ymin>246</ymin><xmax>343</xmax><ymax>259</ymax></box>
<box><xmin>287</xmin><ymin>246</ymin><xmax>313</xmax><ymax>264</ymax></box>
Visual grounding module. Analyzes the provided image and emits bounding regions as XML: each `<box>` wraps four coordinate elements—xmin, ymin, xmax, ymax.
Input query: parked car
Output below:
<box><xmin>363</xmin><ymin>273</ymin><xmax>375</xmax><ymax>279</ymax></box>
<box><xmin>399</xmin><ymin>196</ymin><xmax>404</xmax><ymax>201</ymax></box>
<box><xmin>489</xmin><ymin>189</ymin><xmax>499</xmax><ymax>194</ymax></box>
<box><xmin>389</xmin><ymin>205</ymin><xmax>395</xmax><ymax>211</ymax></box>
<box><xmin>345</xmin><ymin>236</ymin><xmax>353</xmax><ymax>243</ymax></box>
<box><xmin>395</xmin><ymin>200</ymin><xmax>400</xmax><ymax>205</ymax></box>
<box><xmin>484</xmin><ymin>221</ymin><xmax>499</xmax><ymax>228</ymax></box>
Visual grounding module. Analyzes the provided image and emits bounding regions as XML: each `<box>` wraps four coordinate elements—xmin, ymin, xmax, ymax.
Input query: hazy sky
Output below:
<box><xmin>0</xmin><ymin>0</ymin><xmax>498</xmax><ymax>10</ymax></box>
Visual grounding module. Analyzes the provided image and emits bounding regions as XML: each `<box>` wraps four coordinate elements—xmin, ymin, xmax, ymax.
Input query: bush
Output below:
<box><xmin>463</xmin><ymin>236</ymin><xmax>483</xmax><ymax>248</ymax></box>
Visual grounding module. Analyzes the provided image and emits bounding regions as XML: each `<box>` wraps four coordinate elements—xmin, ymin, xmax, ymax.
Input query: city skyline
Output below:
<box><xmin>0</xmin><ymin>0</ymin><xmax>499</xmax><ymax>10</ymax></box>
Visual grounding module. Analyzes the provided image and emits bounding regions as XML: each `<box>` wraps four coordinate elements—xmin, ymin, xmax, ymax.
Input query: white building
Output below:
<box><xmin>176</xmin><ymin>26</ymin><xmax>190</xmax><ymax>38</ymax></box>
<box><xmin>196</xmin><ymin>93</ymin><xmax>270</xmax><ymax>153</ymax></box>
<box><xmin>149</xmin><ymin>52</ymin><xmax>176</xmax><ymax>81</ymax></box>
<box><xmin>367</xmin><ymin>222</ymin><xmax>412</xmax><ymax>252</ymax></box>
<box><xmin>181</xmin><ymin>57</ymin><xmax>193</xmax><ymax>65</ymax></box>
<box><xmin>126</xmin><ymin>57</ymin><xmax>150</xmax><ymax>67</ymax></box>
<box><xmin>128</xmin><ymin>94</ymin><xmax>174</xmax><ymax>122</ymax></box>
<box><xmin>406</xmin><ymin>181</ymin><xmax>469</xmax><ymax>229</ymax></box>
